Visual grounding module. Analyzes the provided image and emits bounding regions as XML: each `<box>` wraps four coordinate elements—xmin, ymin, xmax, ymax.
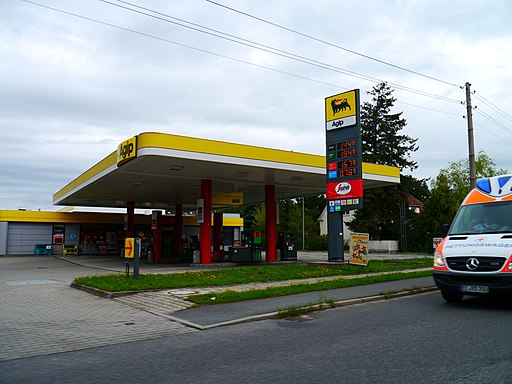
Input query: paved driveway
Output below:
<box><xmin>0</xmin><ymin>256</ymin><xmax>196</xmax><ymax>361</ymax></box>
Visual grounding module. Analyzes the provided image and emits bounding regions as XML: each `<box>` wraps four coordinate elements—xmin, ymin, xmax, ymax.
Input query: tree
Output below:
<box><xmin>361</xmin><ymin>82</ymin><xmax>418</xmax><ymax>171</ymax></box>
<box><xmin>249</xmin><ymin>203</ymin><xmax>266</xmax><ymax>234</ymax></box>
<box><xmin>249</xmin><ymin>196</ymin><xmax>325</xmax><ymax>251</ymax></box>
<box><xmin>407</xmin><ymin>151</ymin><xmax>510</xmax><ymax>253</ymax></box>
<box><xmin>301</xmin><ymin>195</ymin><xmax>327</xmax><ymax>250</ymax></box>
<box><xmin>400</xmin><ymin>174</ymin><xmax>430</xmax><ymax>202</ymax></box>
<box><xmin>426</xmin><ymin>151</ymin><xmax>509</xmax><ymax>226</ymax></box>
<box><xmin>348</xmin><ymin>83</ymin><xmax>419</xmax><ymax>242</ymax></box>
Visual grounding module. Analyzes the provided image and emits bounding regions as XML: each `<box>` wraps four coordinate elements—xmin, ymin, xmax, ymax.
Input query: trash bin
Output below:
<box><xmin>62</xmin><ymin>244</ymin><xmax>79</xmax><ymax>255</ymax></box>
<box><xmin>35</xmin><ymin>244</ymin><xmax>52</xmax><ymax>255</ymax></box>
<box><xmin>193</xmin><ymin>250</ymin><xmax>201</xmax><ymax>264</ymax></box>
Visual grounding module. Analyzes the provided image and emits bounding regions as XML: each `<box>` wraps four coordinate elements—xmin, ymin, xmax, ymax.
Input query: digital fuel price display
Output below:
<box><xmin>338</xmin><ymin>159</ymin><xmax>358</xmax><ymax>177</ymax></box>
<box><xmin>325</xmin><ymin>135</ymin><xmax>363</xmax><ymax>210</ymax></box>
<box><xmin>326</xmin><ymin>138</ymin><xmax>361</xmax><ymax>180</ymax></box>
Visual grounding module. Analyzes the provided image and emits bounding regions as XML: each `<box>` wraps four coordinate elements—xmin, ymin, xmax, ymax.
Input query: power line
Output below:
<box><xmin>474</xmin><ymin>93</ymin><xmax>512</xmax><ymax>124</ymax></box>
<box><xmin>396</xmin><ymin>100</ymin><xmax>462</xmax><ymax>117</ymax></box>
<box><xmin>474</xmin><ymin>122</ymin><xmax>512</xmax><ymax>146</ymax></box>
<box><xmin>203</xmin><ymin>1</ymin><xmax>512</xmax><ymax>148</ymax></box>
<box><xmin>99</xmin><ymin>1</ymin><xmax>391</xmax><ymax>85</ymax></box>
<box><xmin>206</xmin><ymin>0</ymin><xmax>462</xmax><ymax>88</ymax></box>
<box><xmin>23</xmin><ymin>0</ymin><xmax>510</xmax><ymax>143</ymax></box>
<box><xmin>22</xmin><ymin>0</ymin><xmax>462</xmax><ymax>105</ymax></box>
<box><xmin>19</xmin><ymin>0</ymin><xmax>477</xmax><ymax>129</ymax></box>
<box><xmin>474</xmin><ymin>108</ymin><xmax>512</xmax><ymax>136</ymax></box>
<box><xmin>20</xmin><ymin>0</ymin><xmax>351</xmax><ymax>89</ymax></box>
<box><xmin>102</xmin><ymin>0</ymin><xmax>461</xmax><ymax>104</ymax></box>
<box><xmin>19</xmin><ymin>0</ymin><xmax>512</xmax><ymax>171</ymax></box>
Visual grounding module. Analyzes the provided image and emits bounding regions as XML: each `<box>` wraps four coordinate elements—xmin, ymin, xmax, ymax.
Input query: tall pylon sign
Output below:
<box><xmin>325</xmin><ymin>89</ymin><xmax>363</xmax><ymax>261</ymax></box>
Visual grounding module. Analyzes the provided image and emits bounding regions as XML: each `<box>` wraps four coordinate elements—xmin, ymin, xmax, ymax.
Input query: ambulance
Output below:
<box><xmin>433</xmin><ymin>174</ymin><xmax>512</xmax><ymax>302</ymax></box>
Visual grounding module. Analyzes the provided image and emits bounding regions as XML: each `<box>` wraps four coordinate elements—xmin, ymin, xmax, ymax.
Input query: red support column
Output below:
<box><xmin>213</xmin><ymin>212</ymin><xmax>223</xmax><ymax>262</ymax></box>
<box><xmin>152</xmin><ymin>210</ymin><xmax>162</xmax><ymax>263</ymax></box>
<box><xmin>174</xmin><ymin>203</ymin><xmax>183</xmax><ymax>256</ymax></box>
<box><xmin>126</xmin><ymin>201</ymin><xmax>135</xmax><ymax>238</ymax></box>
<box><xmin>200</xmin><ymin>179</ymin><xmax>212</xmax><ymax>264</ymax></box>
<box><xmin>265</xmin><ymin>185</ymin><xmax>277</xmax><ymax>262</ymax></box>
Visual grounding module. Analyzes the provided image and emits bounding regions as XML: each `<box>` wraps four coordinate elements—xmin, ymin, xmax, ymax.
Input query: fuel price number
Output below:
<box><xmin>327</xmin><ymin>138</ymin><xmax>361</xmax><ymax>180</ymax></box>
<box><xmin>338</xmin><ymin>158</ymin><xmax>358</xmax><ymax>177</ymax></box>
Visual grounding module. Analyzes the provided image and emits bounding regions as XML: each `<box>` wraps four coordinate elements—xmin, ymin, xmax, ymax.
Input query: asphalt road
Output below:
<box><xmin>2</xmin><ymin>290</ymin><xmax>512</xmax><ymax>384</ymax></box>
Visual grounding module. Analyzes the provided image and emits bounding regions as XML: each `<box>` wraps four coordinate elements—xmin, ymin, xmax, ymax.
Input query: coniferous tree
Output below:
<box><xmin>361</xmin><ymin>82</ymin><xmax>418</xmax><ymax>170</ymax></box>
<box><xmin>348</xmin><ymin>82</ymin><xmax>419</xmax><ymax>243</ymax></box>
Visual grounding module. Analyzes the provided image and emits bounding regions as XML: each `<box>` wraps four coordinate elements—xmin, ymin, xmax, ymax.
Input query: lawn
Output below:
<box><xmin>73</xmin><ymin>258</ymin><xmax>433</xmax><ymax>293</ymax></box>
<box><xmin>187</xmin><ymin>270</ymin><xmax>433</xmax><ymax>305</ymax></box>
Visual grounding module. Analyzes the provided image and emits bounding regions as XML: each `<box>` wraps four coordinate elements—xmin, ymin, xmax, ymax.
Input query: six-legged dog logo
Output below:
<box><xmin>331</xmin><ymin>98</ymin><xmax>351</xmax><ymax>115</ymax></box>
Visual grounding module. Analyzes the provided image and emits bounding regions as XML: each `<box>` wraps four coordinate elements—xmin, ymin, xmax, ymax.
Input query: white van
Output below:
<box><xmin>433</xmin><ymin>174</ymin><xmax>512</xmax><ymax>302</ymax></box>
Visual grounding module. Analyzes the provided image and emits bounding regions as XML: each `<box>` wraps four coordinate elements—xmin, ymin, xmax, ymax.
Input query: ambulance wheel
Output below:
<box><xmin>441</xmin><ymin>289</ymin><xmax>463</xmax><ymax>303</ymax></box>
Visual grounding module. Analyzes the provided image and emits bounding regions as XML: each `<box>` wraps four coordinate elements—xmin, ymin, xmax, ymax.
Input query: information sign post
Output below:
<box><xmin>325</xmin><ymin>90</ymin><xmax>363</xmax><ymax>261</ymax></box>
<box><xmin>124</xmin><ymin>237</ymin><xmax>141</xmax><ymax>279</ymax></box>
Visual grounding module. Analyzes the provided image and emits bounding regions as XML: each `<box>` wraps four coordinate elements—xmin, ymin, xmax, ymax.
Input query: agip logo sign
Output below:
<box><xmin>325</xmin><ymin>90</ymin><xmax>358</xmax><ymax>130</ymax></box>
<box><xmin>117</xmin><ymin>136</ymin><xmax>137</xmax><ymax>166</ymax></box>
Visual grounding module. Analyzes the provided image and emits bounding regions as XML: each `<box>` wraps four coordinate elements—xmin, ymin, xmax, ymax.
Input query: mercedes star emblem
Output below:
<box><xmin>466</xmin><ymin>257</ymin><xmax>480</xmax><ymax>271</ymax></box>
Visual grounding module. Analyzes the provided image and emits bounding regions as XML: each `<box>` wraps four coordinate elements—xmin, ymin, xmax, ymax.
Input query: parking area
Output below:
<box><xmin>0</xmin><ymin>256</ymin><xmax>197</xmax><ymax>361</ymax></box>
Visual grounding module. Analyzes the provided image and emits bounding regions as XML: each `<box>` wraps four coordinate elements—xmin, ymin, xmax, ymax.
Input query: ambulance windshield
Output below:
<box><xmin>449</xmin><ymin>200</ymin><xmax>512</xmax><ymax>235</ymax></box>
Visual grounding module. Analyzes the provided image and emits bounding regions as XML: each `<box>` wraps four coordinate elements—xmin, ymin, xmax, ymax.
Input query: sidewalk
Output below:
<box><xmin>167</xmin><ymin>276</ymin><xmax>436</xmax><ymax>329</ymax></box>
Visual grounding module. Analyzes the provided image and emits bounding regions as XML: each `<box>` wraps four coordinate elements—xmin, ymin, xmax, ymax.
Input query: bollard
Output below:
<box><xmin>133</xmin><ymin>237</ymin><xmax>141</xmax><ymax>280</ymax></box>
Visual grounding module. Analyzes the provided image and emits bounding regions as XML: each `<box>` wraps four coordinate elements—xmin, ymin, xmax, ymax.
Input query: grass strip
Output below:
<box><xmin>181</xmin><ymin>270</ymin><xmax>434</xmax><ymax>305</ymax></box>
<box><xmin>73</xmin><ymin>258</ymin><xmax>432</xmax><ymax>292</ymax></box>
<box><xmin>276</xmin><ymin>296</ymin><xmax>337</xmax><ymax>318</ymax></box>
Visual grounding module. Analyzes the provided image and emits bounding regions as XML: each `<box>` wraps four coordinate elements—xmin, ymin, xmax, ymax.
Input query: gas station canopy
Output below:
<box><xmin>53</xmin><ymin>132</ymin><xmax>400</xmax><ymax>210</ymax></box>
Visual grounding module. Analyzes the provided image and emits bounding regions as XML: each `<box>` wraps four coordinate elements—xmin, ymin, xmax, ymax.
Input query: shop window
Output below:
<box><xmin>52</xmin><ymin>224</ymin><xmax>65</xmax><ymax>245</ymax></box>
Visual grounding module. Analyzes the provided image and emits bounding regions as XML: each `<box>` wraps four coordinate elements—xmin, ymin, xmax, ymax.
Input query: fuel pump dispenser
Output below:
<box><xmin>180</xmin><ymin>235</ymin><xmax>199</xmax><ymax>263</ymax></box>
<box><xmin>252</xmin><ymin>231</ymin><xmax>263</xmax><ymax>262</ymax></box>
<box><xmin>229</xmin><ymin>230</ymin><xmax>264</xmax><ymax>262</ymax></box>
<box><xmin>278</xmin><ymin>232</ymin><xmax>297</xmax><ymax>261</ymax></box>
<box><xmin>229</xmin><ymin>230</ymin><xmax>253</xmax><ymax>262</ymax></box>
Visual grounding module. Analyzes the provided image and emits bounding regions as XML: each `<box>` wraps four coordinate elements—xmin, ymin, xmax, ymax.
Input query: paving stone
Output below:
<box><xmin>0</xmin><ymin>283</ymin><xmax>196</xmax><ymax>362</ymax></box>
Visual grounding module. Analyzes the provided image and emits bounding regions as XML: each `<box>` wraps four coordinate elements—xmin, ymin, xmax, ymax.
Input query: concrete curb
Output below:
<box><xmin>70</xmin><ymin>282</ymin><xmax>163</xmax><ymax>298</ymax></box>
<box><xmin>168</xmin><ymin>286</ymin><xmax>439</xmax><ymax>330</ymax></box>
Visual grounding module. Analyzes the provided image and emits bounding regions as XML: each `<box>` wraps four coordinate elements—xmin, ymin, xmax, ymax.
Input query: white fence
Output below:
<box><xmin>368</xmin><ymin>240</ymin><xmax>399</xmax><ymax>253</ymax></box>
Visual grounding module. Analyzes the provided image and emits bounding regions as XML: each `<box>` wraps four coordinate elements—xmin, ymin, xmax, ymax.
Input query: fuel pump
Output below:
<box><xmin>278</xmin><ymin>232</ymin><xmax>297</xmax><ymax>261</ymax></box>
<box><xmin>229</xmin><ymin>230</ymin><xmax>253</xmax><ymax>262</ymax></box>
<box><xmin>252</xmin><ymin>231</ymin><xmax>263</xmax><ymax>262</ymax></box>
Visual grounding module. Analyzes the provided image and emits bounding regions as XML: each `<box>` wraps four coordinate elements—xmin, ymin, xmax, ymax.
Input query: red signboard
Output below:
<box><xmin>326</xmin><ymin>179</ymin><xmax>363</xmax><ymax>201</ymax></box>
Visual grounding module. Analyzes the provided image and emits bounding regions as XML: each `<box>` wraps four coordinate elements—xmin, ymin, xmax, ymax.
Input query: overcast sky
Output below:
<box><xmin>1</xmin><ymin>0</ymin><xmax>511</xmax><ymax>211</ymax></box>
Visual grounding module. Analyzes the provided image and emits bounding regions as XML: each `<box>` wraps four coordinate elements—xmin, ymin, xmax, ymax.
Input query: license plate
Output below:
<box><xmin>460</xmin><ymin>284</ymin><xmax>490</xmax><ymax>293</ymax></box>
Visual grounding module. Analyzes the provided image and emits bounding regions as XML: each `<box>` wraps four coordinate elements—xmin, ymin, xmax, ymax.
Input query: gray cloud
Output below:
<box><xmin>1</xmin><ymin>0</ymin><xmax>510</xmax><ymax>210</ymax></box>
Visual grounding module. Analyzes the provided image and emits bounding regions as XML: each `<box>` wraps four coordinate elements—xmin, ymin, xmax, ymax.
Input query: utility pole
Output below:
<box><xmin>465</xmin><ymin>82</ymin><xmax>476</xmax><ymax>189</ymax></box>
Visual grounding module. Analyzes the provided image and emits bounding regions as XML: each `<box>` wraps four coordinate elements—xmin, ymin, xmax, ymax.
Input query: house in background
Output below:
<box><xmin>318</xmin><ymin>194</ymin><xmax>425</xmax><ymax>254</ymax></box>
<box><xmin>407</xmin><ymin>194</ymin><xmax>424</xmax><ymax>214</ymax></box>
